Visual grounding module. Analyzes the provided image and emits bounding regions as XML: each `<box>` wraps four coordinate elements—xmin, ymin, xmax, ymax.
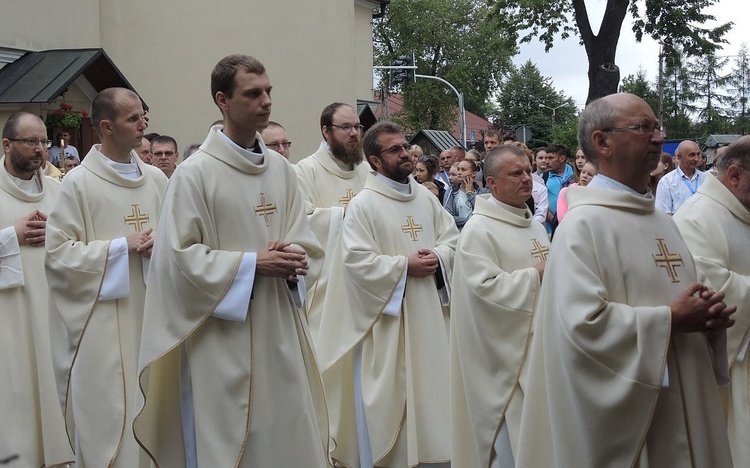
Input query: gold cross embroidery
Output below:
<box><xmin>529</xmin><ymin>237</ymin><xmax>549</xmax><ymax>261</ymax></box>
<box><xmin>401</xmin><ymin>216</ymin><xmax>422</xmax><ymax>241</ymax></box>
<box><xmin>339</xmin><ymin>188</ymin><xmax>355</xmax><ymax>207</ymax></box>
<box><xmin>652</xmin><ymin>238</ymin><xmax>683</xmax><ymax>283</ymax></box>
<box><xmin>254</xmin><ymin>193</ymin><xmax>277</xmax><ymax>227</ymax></box>
<box><xmin>123</xmin><ymin>204</ymin><xmax>149</xmax><ymax>231</ymax></box>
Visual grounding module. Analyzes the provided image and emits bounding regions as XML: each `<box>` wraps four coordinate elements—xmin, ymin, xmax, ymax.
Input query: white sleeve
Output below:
<box><xmin>382</xmin><ymin>262</ymin><xmax>408</xmax><ymax>317</ymax></box>
<box><xmin>99</xmin><ymin>237</ymin><xmax>130</xmax><ymax>300</ymax></box>
<box><xmin>533</xmin><ymin>182</ymin><xmax>549</xmax><ymax>225</ymax></box>
<box><xmin>0</xmin><ymin>226</ymin><xmax>24</xmax><ymax>289</ymax></box>
<box><xmin>213</xmin><ymin>252</ymin><xmax>256</xmax><ymax>322</ymax></box>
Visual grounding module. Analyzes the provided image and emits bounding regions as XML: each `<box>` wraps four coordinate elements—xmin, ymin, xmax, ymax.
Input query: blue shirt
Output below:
<box><xmin>655</xmin><ymin>167</ymin><xmax>706</xmax><ymax>215</ymax></box>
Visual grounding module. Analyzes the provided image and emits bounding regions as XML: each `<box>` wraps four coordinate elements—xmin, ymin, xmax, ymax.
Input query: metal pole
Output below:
<box><xmin>415</xmin><ymin>74</ymin><xmax>466</xmax><ymax>148</ymax></box>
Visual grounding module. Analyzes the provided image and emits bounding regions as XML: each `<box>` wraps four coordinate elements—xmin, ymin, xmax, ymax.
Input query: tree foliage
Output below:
<box><xmin>494</xmin><ymin>60</ymin><xmax>578</xmax><ymax>148</ymax></box>
<box><xmin>618</xmin><ymin>46</ymin><xmax>750</xmax><ymax>139</ymax></box>
<box><xmin>492</xmin><ymin>0</ymin><xmax>733</xmax><ymax>103</ymax></box>
<box><xmin>374</xmin><ymin>0</ymin><xmax>516</xmax><ymax>132</ymax></box>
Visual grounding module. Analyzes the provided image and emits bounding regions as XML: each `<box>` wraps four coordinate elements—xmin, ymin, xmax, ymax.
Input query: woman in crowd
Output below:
<box><xmin>557</xmin><ymin>159</ymin><xmax>598</xmax><ymax>222</ymax></box>
<box><xmin>443</xmin><ymin>159</ymin><xmax>489</xmax><ymax>230</ymax></box>
<box><xmin>572</xmin><ymin>147</ymin><xmax>586</xmax><ymax>182</ymax></box>
<box><xmin>648</xmin><ymin>152</ymin><xmax>675</xmax><ymax>195</ymax></box>
<box><xmin>413</xmin><ymin>154</ymin><xmax>445</xmax><ymax>201</ymax></box>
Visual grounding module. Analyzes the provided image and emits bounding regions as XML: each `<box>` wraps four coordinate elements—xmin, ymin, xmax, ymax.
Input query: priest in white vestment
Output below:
<box><xmin>317</xmin><ymin>121</ymin><xmax>459</xmax><ymax>467</ymax></box>
<box><xmin>674</xmin><ymin>136</ymin><xmax>750</xmax><ymax>466</ymax></box>
<box><xmin>294</xmin><ymin>103</ymin><xmax>369</xmax><ymax>340</ymax></box>
<box><xmin>1</xmin><ymin>113</ymin><xmax>74</xmax><ymax>467</ymax></box>
<box><xmin>134</xmin><ymin>55</ymin><xmax>330</xmax><ymax>468</ymax></box>
<box><xmin>515</xmin><ymin>93</ymin><xmax>735</xmax><ymax>468</ymax></box>
<box><xmin>45</xmin><ymin>88</ymin><xmax>168</xmax><ymax>468</ymax></box>
<box><xmin>450</xmin><ymin>145</ymin><xmax>549</xmax><ymax>468</ymax></box>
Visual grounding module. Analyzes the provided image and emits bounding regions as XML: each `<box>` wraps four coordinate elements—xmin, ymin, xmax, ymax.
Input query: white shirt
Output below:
<box><xmin>655</xmin><ymin>167</ymin><xmax>706</xmax><ymax>214</ymax></box>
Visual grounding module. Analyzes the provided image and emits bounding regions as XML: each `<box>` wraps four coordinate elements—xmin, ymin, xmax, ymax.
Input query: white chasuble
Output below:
<box><xmin>316</xmin><ymin>173</ymin><xmax>459</xmax><ymax>467</ymax></box>
<box><xmin>0</xmin><ymin>160</ymin><xmax>74</xmax><ymax>467</ymax></box>
<box><xmin>674</xmin><ymin>173</ymin><xmax>750</xmax><ymax>466</ymax></box>
<box><xmin>133</xmin><ymin>127</ymin><xmax>330</xmax><ymax>468</ymax></box>
<box><xmin>449</xmin><ymin>195</ymin><xmax>548</xmax><ymax>468</ymax></box>
<box><xmin>45</xmin><ymin>146</ymin><xmax>167</xmax><ymax>467</ymax></box>
<box><xmin>515</xmin><ymin>186</ymin><xmax>732</xmax><ymax>468</ymax></box>
<box><xmin>295</xmin><ymin>142</ymin><xmax>370</xmax><ymax>341</ymax></box>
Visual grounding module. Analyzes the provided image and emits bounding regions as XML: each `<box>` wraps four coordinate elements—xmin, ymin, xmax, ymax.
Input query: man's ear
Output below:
<box><xmin>591</xmin><ymin>130</ymin><xmax>611</xmax><ymax>160</ymax></box>
<box><xmin>215</xmin><ymin>92</ymin><xmax>229</xmax><ymax>112</ymax></box>
<box><xmin>368</xmin><ymin>154</ymin><xmax>382</xmax><ymax>171</ymax></box>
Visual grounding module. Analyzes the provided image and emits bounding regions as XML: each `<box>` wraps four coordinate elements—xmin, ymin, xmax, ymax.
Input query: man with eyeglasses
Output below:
<box><xmin>674</xmin><ymin>136</ymin><xmax>750</xmax><ymax>466</ymax></box>
<box><xmin>317</xmin><ymin>121</ymin><xmax>458</xmax><ymax>468</ymax></box>
<box><xmin>655</xmin><ymin>139</ymin><xmax>706</xmax><ymax>215</ymax></box>
<box><xmin>0</xmin><ymin>112</ymin><xmax>74</xmax><ymax>467</ymax></box>
<box><xmin>260</xmin><ymin>120</ymin><xmax>292</xmax><ymax>159</ymax></box>
<box><xmin>516</xmin><ymin>93</ymin><xmax>734</xmax><ymax>468</ymax></box>
<box><xmin>295</xmin><ymin>102</ymin><xmax>370</xmax><ymax>340</ymax></box>
<box><xmin>45</xmin><ymin>87</ymin><xmax>168</xmax><ymax>468</ymax></box>
<box><xmin>151</xmin><ymin>134</ymin><xmax>179</xmax><ymax>178</ymax></box>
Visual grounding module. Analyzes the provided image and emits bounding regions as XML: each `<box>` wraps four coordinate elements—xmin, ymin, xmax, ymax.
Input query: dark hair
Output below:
<box><xmin>210</xmin><ymin>55</ymin><xmax>265</xmax><ymax>106</ymax></box>
<box><xmin>546</xmin><ymin>143</ymin><xmax>569</xmax><ymax>158</ymax></box>
<box><xmin>91</xmin><ymin>88</ymin><xmax>140</xmax><ymax>135</ymax></box>
<box><xmin>144</xmin><ymin>132</ymin><xmax>160</xmax><ymax>142</ymax></box>
<box><xmin>363</xmin><ymin>121</ymin><xmax>404</xmax><ymax>169</ymax></box>
<box><xmin>151</xmin><ymin>134</ymin><xmax>178</xmax><ymax>150</ymax></box>
<box><xmin>2</xmin><ymin>112</ymin><xmax>42</xmax><ymax>139</ymax></box>
<box><xmin>417</xmin><ymin>154</ymin><xmax>439</xmax><ymax>176</ymax></box>
<box><xmin>484</xmin><ymin>129</ymin><xmax>501</xmax><ymax>141</ymax></box>
<box><xmin>320</xmin><ymin>102</ymin><xmax>351</xmax><ymax>131</ymax></box>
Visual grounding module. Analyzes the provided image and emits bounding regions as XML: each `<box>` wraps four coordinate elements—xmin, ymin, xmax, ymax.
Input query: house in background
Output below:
<box><xmin>373</xmin><ymin>92</ymin><xmax>492</xmax><ymax>149</ymax></box>
<box><xmin>1</xmin><ymin>1</ymin><xmax>388</xmax><ymax>161</ymax></box>
<box><xmin>0</xmin><ymin>48</ymin><xmax>143</xmax><ymax>155</ymax></box>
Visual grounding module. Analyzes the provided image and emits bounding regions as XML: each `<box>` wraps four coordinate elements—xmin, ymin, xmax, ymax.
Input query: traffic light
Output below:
<box><xmin>390</xmin><ymin>55</ymin><xmax>415</xmax><ymax>86</ymax></box>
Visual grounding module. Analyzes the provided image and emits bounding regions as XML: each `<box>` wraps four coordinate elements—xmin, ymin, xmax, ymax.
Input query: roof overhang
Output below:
<box><xmin>0</xmin><ymin>48</ymin><xmax>144</xmax><ymax>107</ymax></box>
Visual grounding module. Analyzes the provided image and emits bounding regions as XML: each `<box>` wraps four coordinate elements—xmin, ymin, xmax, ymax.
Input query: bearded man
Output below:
<box><xmin>295</xmin><ymin>102</ymin><xmax>369</xmax><ymax>340</ymax></box>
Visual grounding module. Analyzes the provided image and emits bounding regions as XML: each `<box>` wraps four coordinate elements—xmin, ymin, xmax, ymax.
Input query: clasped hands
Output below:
<box><xmin>670</xmin><ymin>283</ymin><xmax>736</xmax><ymax>333</ymax></box>
<box><xmin>15</xmin><ymin>210</ymin><xmax>47</xmax><ymax>247</ymax></box>
<box><xmin>257</xmin><ymin>241</ymin><xmax>308</xmax><ymax>282</ymax></box>
<box><xmin>126</xmin><ymin>228</ymin><xmax>154</xmax><ymax>258</ymax></box>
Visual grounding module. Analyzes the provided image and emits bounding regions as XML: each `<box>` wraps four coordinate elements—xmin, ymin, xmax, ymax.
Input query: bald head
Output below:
<box><xmin>675</xmin><ymin>140</ymin><xmax>701</xmax><ymax>176</ymax></box>
<box><xmin>91</xmin><ymin>87</ymin><xmax>141</xmax><ymax>135</ymax></box>
<box><xmin>578</xmin><ymin>93</ymin><xmax>664</xmax><ymax>192</ymax></box>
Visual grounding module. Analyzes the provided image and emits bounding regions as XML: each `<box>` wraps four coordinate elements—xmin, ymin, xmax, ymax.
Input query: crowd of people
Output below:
<box><xmin>1</xmin><ymin>53</ymin><xmax>748</xmax><ymax>468</ymax></box>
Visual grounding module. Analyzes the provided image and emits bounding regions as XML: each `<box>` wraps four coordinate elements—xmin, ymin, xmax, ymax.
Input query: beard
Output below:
<box><xmin>380</xmin><ymin>157</ymin><xmax>413</xmax><ymax>183</ymax></box>
<box><xmin>330</xmin><ymin>137</ymin><xmax>364</xmax><ymax>166</ymax></box>
<box><xmin>8</xmin><ymin>149</ymin><xmax>44</xmax><ymax>177</ymax></box>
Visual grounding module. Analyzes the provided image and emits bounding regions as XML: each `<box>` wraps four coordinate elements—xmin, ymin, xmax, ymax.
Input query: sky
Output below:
<box><xmin>512</xmin><ymin>0</ymin><xmax>747</xmax><ymax>110</ymax></box>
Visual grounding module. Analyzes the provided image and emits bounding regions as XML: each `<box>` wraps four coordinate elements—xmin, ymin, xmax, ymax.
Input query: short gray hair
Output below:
<box><xmin>714</xmin><ymin>136</ymin><xmax>750</xmax><ymax>172</ymax></box>
<box><xmin>577</xmin><ymin>97</ymin><xmax>619</xmax><ymax>164</ymax></box>
<box><xmin>484</xmin><ymin>145</ymin><xmax>527</xmax><ymax>179</ymax></box>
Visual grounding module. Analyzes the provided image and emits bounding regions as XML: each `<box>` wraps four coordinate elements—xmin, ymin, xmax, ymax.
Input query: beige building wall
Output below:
<box><xmin>1</xmin><ymin>0</ymin><xmax>379</xmax><ymax>162</ymax></box>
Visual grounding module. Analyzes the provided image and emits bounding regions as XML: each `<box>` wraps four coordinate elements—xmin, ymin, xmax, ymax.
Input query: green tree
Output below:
<box><xmin>493</xmin><ymin>0</ymin><xmax>732</xmax><ymax>103</ymax></box>
<box><xmin>374</xmin><ymin>0</ymin><xmax>516</xmax><ymax>132</ymax></box>
<box><xmin>619</xmin><ymin>69</ymin><xmax>659</xmax><ymax>113</ymax></box>
<box><xmin>727</xmin><ymin>44</ymin><xmax>750</xmax><ymax>134</ymax></box>
<box><xmin>689</xmin><ymin>53</ymin><xmax>731</xmax><ymax>135</ymax></box>
<box><xmin>662</xmin><ymin>50</ymin><xmax>698</xmax><ymax>139</ymax></box>
<box><xmin>494</xmin><ymin>60</ymin><xmax>577</xmax><ymax>148</ymax></box>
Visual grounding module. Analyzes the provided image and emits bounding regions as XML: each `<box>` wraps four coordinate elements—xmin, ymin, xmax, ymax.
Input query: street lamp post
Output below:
<box><xmin>540</xmin><ymin>103</ymin><xmax>565</xmax><ymax>125</ymax></box>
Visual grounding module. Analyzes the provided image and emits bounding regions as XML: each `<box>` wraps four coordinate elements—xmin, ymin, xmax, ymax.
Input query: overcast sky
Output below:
<box><xmin>513</xmin><ymin>0</ymin><xmax>747</xmax><ymax>110</ymax></box>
